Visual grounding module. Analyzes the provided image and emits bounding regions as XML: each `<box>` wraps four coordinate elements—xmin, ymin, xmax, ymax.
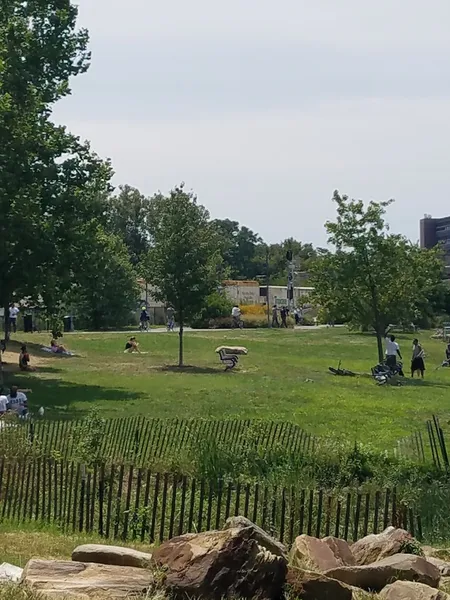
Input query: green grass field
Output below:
<box><xmin>3</xmin><ymin>327</ymin><xmax>450</xmax><ymax>450</ymax></box>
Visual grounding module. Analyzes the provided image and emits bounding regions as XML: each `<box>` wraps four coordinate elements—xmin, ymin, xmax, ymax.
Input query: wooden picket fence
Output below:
<box><xmin>396</xmin><ymin>415</ymin><xmax>449</xmax><ymax>470</ymax></box>
<box><xmin>0</xmin><ymin>457</ymin><xmax>421</xmax><ymax>543</ymax></box>
<box><xmin>1</xmin><ymin>417</ymin><xmax>317</xmax><ymax>464</ymax></box>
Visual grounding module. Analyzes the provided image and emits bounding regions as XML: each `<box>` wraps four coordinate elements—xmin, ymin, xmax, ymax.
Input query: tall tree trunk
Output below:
<box><xmin>375</xmin><ymin>328</ymin><xmax>384</xmax><ymax>364</ymax></box>
<box><xmin>3</xmin><ymin>301</ymin><xmax>10</xmax><ymax>342</ymax></box>
<box><xmin>178</xmin><ymin>312</ymin><xmax>184</xmax><ymax>367</ymax></box>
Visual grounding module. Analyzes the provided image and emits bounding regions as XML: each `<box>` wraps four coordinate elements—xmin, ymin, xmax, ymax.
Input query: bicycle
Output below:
<box><xmin>328</xmin><ymin>360</ymin><xmax>356</xmax><ymax>377</ymax></box>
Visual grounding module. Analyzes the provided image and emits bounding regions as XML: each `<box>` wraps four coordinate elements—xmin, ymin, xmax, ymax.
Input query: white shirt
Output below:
<box><xmin>9</xmin><ymin>307</ymin><xmax>19</xmax><ymax>319</ymax></box>
<box><xmin>0</xmin><ymin>395</ymin><xmax>7</xmax><ymax>413</ymax></box>
<box><xmin>386</xmin><ymin>338</ymin><xmax>400</xmax><ymax>356</ymax></box>
<box><xmin>231</xmin><ymin>307</ymin><xmax>241</xmax><ymax>318</ymax></box>
<box><xmin>6</xmin><ymin>391</ymin><xmax>27</xmax><ymax>412</ymax></box>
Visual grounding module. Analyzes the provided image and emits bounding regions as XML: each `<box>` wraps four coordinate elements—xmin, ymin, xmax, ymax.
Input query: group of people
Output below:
<box><xmin>140</xmin><ymin>307</ymin><xmax>175</xmax><ymax>332</ymax></box>
<box><xmin>0</xmin><ymin>385</ymin><xmax>28</xmax><ymax>417</ymax></box>
<box><xmin>384</xmin><ymin>334</ymin><xmax>450</xmax><ymax>378</ymax></box>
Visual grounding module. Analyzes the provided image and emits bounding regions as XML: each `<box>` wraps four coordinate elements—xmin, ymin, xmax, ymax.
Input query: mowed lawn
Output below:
<box><xmin>4</xmin><ymin>327</ymin><xmax>450</xmax><ymax>449</ymax></box>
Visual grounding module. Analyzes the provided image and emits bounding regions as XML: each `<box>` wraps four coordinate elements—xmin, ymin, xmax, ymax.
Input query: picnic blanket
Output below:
<box><xmin>41</xmin><ymin>347</ymin><xmax>75</xmax><ymax>357</ymax></box>
<box><xmin>215</xmin><ymin>346</ymin><xmax>248</xmax><ymax>355</ymax></box>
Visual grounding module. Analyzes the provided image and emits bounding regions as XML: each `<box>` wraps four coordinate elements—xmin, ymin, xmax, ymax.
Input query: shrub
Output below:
<box><xmin>190</xmin><ymin>292</ymin><xmax>233</xmax><ymax>328</ymax></box>
<box><xmin>240</xmin><ymin>304</ymin><xmax>267</xmax><ymax>316</ymax></box>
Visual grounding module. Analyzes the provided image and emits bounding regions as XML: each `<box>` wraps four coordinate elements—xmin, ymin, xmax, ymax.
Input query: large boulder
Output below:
<box><xmin>379</xmin><ymin>580</ymin><xmax>450</xmax><ymax>599</ymax></box>
<box><xmin>223</xmin><ymin>516</ymin><xmax>287</xmax><ymax>558</ymax></box>
<box><xmin>351</xmin><ymin>527</ymin><xmax>413</xmax><ymax>565</ymax></box>
<box><xmin>72</xmin><ymin>544</ymin><xmax>153</xmax><ymax>569</ymax></box>
<box><xmin>286</xmin><ymin>567</ymin><xmax>353</xmax><ymax>600</ymax></box>
<box><xmin>152</xmin><ymin>526</ymin><xmax>287</xmax><ymax>599</ymax></box>
<box><xmin>290</xmin><ymin>535</ymin><xmax>340</xmax><ymax>572</ymax></box>
<box><xmin>427</xmin><ymin>557</ymin><xmax>450</xmax><ymax>577</ymax></box>
<box><xmin>21</xmin><ymin>559</ymin><xmax>155</xmax><ymax>599</ymax></box>
<box><xmin>323</xmin><ymin>536</ymin><xmax>355</xmax><ymax>566</ymax></box>
<box><xmin>325</xmin><ymin>553</ymin><xmax>440</xmax><ymax>592</ymax></box>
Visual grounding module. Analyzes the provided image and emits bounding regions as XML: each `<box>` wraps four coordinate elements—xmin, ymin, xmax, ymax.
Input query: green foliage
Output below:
<box><xmin>67</xmin><ymin>228</ymin><xmax>139</xmax><ymax>329</ymax></box>
<box><xmin>0</xmin><ymin>0</ymin><xmax>113</xmax><ymax>336</ymax></box>
<box><xmin>70</xmin><ymin>407</ymin><xmax>106</xmax><ymax>466</ymax></box>
<box><xmin>145</xmin><ymin>184</ymin><xmax>222</xmax><ymax>365</ymax></box>
<box><xmin>400</xmin><ymin>538</ymin><xmax>424</xmax><ymax>556</ymax></box>
<box><xmin>106</xmin><ymin>185</ymin><xmax>151</xmax><ymax>267</ymax></box>
<box><xmin>311</xmin><ymin>192</ymin><xmax>444</xmax><ymax>360</ymax></box>
<box><xmin>190</xmin><ymin>291</ymin><xmax>233</xmax><ymax>328</ymax></box>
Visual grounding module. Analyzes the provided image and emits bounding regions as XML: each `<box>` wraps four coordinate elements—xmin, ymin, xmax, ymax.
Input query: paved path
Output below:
<box><xmin>65</xmin><ymin>325</ymin><xmax>340</xmax><ymax>335</ymax></box>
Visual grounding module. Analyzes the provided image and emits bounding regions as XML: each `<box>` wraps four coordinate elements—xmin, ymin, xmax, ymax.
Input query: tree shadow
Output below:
<box><xmin>0</xmin><ymin>374</ymin><xmax>146</xmax><ymax>419</ymax></box>
<box><xmin>159</xmin><ymin>364</ymin><xmax>227</xmax><ymax>375</ymax></box>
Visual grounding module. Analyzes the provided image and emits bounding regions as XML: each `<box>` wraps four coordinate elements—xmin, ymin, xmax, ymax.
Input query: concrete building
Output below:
<box><xmin>222</xmin><ymin>280</ymin><xmax>314</xmax><ymax>307</ymax></box>
<box><xmin>420</xmin><ymin>215</ymin><xmax>450</xmax><ymax>277</ymax></box>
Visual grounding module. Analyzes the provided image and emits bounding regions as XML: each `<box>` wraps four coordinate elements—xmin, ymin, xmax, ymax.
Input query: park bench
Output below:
<box><xmin>215</xmin><ymin>346</ymin><xmax>248</xmax><ymax>371</ymax></box>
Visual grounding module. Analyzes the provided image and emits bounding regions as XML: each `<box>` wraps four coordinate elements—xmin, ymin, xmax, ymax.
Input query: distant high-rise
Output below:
<box><xmin>420</xmin><ymin>215</ymin><xmax>450</xmax><ymax>278</ymax></box>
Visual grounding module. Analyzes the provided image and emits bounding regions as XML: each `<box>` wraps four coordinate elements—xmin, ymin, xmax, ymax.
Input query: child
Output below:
<box><xmin>19</xmin><ymin>344</ymin><xmax>36</xmax><ymax>372</ymax></box>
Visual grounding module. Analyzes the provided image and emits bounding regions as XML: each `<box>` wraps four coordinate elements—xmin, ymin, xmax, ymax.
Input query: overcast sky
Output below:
<box><xmin>53</xmin><ymin>0</ymin><xmax>450</xmax><ymax>246</ymax></box>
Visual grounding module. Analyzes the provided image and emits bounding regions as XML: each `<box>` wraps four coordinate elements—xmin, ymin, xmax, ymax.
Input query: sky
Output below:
<box><xmin>53</xmin><ymin>0</ymin><xmax>450</xmax><ymax>247</ymax></box>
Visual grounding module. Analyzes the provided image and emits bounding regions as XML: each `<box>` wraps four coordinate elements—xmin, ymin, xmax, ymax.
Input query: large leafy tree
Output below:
<box><xmin>211</xmin><ymin>219</ymin><xmax>261</xmax><ymax>279</ymax></box>
<box><xmin>145</xmin><ymin>185</ymin><xmax>221</xmax><ymax>366</ymax></box>
<box><xmin>67</xmin><ymin>227</ymin><xmax>139</xmax><ymax>330</ymax></box>
<box><xmin>311</xmin><ymin>192</ymin><xmax>444</xmax><ymax>361</ymax></box>
<box><xmin>0</xmin><ymin>0</ymin><xmax>112</xmax><ymax>336</ymax></box>
<box><xmin>106</xmin><ymin>185</ymin><xmax>151</xmax><ymax>267</ymax></box>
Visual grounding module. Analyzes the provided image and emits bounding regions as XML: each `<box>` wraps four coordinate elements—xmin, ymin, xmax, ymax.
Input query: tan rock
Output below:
<box><xmin>223</xmin><ymin>516</ymin><xmax>287</xmax><ymax>558</ymax></box>
<box><xmin>152</xmin><ymin>527</ymin><xmax>287</xmax><ymax>599</ymax></box>
<box><xmin>325</xmin><ymin>553</ymin><xmax>440</xmax><ymax>592</ymax></box>
<box><xmin>426</xmin><ymin>557</ymin><xmax>450</xmax><ymax>577</ymax></box>
<box><xmin>286</xmin><ymin>567</ymin><xmax>353</xmax><ymax>599</ymax></box>
<box><xmin>379</xmin><ymin>580</ymin><xmax>450</xmax><ymax>599</ymax></box>
<box><xmin>323</xmin><ymin>536</ymin><xmax>355</xmax><ymax>566</ymax></box>
<box><xmin>290</xmin><ymin>535</ymin><xmax>340</xmax><ymax>572</ymax></box>
<box><xmin>351</xmin><ymin>527</ymin><xmax>413</xmax><ymax>565</ymax></box>
<box><xmin>21</xmin><ymin>559</ymin><xmax>155</xmax><ymax>599</ymax></box>
<box><xmin>72</xmin><ymin>544</ymin><xmax>153</xmax><ymax>569</ymax></box>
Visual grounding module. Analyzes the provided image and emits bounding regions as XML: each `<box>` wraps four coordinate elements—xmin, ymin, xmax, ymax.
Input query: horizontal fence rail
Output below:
<box><xmin>0</xmin><ymin>457</ymin><xmax>419</xmax><ymax>543</ymax></box>
<box><xmin>0</xmin><ymin>417</ymin><xmax>317</xmax><ymax>465</ymax></box>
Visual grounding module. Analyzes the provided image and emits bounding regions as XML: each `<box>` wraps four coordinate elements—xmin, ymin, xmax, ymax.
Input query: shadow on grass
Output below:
<box><xmin>1</xmin><ymin>372</ymin><xmax>145</xmax><ymax>419</ymax></box>
<box><xmin>159</xmin><ymin>364</ymin><xmax>225</xmax><ymax>375</ymax></box>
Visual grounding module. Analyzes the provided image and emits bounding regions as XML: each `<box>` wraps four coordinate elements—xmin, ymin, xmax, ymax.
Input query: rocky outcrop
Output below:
<box><xmin>72</xmin><ymin>544</ymin><xmax>153</xmax><ymax>569</ymax></box>
<box><xmin>426</xmin><ymin>557</ymin><xmax>450</xmax><ymax>577</ymax></box>
<box><xmin>223</xmin><ymin>516</ymin><xmax>287</xmax><ymax>558</ymax></box>
<box><xmin>379</xmin><ymin>580</ymin><xmax>450</xmax><ymax>599</ymax></box>
<box><xmin>325</xmin><ymin>553</ymin><xmax>441</xmax><ymax>592</ymax></box>
<box><xmin>323</xmin><ymin>536</ymin><xmax>355</xmax><ymax>566</ymax></box>
<box><xmin>152</xmin><ymin>527</ymin><xmax>287</xmax><ymax>599</ymax></box>
<box><xmin>290</xmin><ymin>535</ymin><xmax>341</xmax><ymax>572</ymax></box>
<box><xmin>21</xmin><ymin>559</ymin><xmax>155</xmax><ymax>599</ymax></box>
<box><xmin>286</xmin><ymin>567</ymin><xmax>353</xmax><ymax>599</ymax></box>
<box><xmin>351</xmin><ymin>527</ymin><xmax>413</xmax><ymax>565</ymax></box>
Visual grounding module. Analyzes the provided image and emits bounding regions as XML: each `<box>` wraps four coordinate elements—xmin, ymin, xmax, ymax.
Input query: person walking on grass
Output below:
<box><xmin>272</xmin><ymin>305</ymin><xmax>280</xmax><ymax>328</ymax></box>
<box><xmin>385</xmin><ymin>334</ymin><xmax>402</xmax><ymax>370</ymax></box>
<box><xmin>280</xmin><ymin>306</ymin><xmax>288</xmax><ymax>328</ymax></box>
<box><xmin>411</xmin><ymin>338</ymin><xmax>425</xmax><ymax>378</ymax></box>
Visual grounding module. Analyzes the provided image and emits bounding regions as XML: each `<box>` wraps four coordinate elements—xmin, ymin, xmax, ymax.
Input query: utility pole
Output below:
<box><xmin>286</xmin><ymin>249</ymin><xmax>294</xmax><ymax>311</ymax></box>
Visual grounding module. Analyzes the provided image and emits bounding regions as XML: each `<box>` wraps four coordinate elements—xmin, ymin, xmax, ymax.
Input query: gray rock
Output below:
<box><xmin>0</xmin><ymin>562</ymin><xmax>23</xmax><ymax>583</ymax></box>
<box><xmin>287</xmin><ymin>567</ymin><xmax>353</xmax><ymax>599</ymax></box>
<box><xmin>223</xmin><ymin>516</ymin><xmax>287</xmax><ymax>557</ymax></box>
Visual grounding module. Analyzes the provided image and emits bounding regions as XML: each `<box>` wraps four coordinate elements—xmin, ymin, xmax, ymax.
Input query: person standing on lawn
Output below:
<box><xmin>280</xmin><ymin>306</ymin><xmax>288</xmax><ymax>328</ymax></box>
<box><xmin>385</xmin><ymin>334</ymin><xmax>402</xmax><ymax>369</ymax></box>
<box><xmin>9</xmin><ymin>304</ymin><xmax>19</xmax><ymax>334</ymax></box>
<box><xmin>411</xmin><ymin>338</ymin><xmax>425</xmax><ymax>378</ymax></box>
<box><xmin>272</xmin><ymin>305</ymin><xmax>280</xmax><ymax>328</ymax></box>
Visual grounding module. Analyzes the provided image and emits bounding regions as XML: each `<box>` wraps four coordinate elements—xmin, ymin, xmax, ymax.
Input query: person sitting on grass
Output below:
<box><xmin>19</xmin><ymin>344</ymin><xmax>36</xmax><ymax>372</ymax></box>
<box><xmin>124</xmin><ymin>336</ymin><xmax>141</xmax><ymax>353</ymax></box>
<box><xmin>6</xmin><ymin>385</ymin><xmax>28</xmax><ymax>417</ymax></box>
<box><xmin>50</xmin><ymin>338</ymin><xmax>69</xmax><ymax>354</ymax></box>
